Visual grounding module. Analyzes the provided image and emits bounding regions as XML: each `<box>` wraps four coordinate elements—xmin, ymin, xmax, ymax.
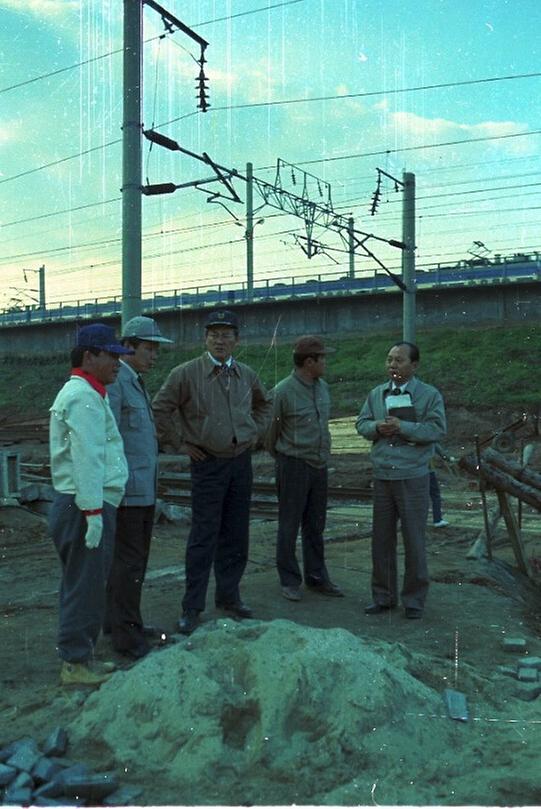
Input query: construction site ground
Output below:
<box><xmin>1</xmin><ymin>414</ymin><xmax>541</xmax><ymax>805</ymax></box>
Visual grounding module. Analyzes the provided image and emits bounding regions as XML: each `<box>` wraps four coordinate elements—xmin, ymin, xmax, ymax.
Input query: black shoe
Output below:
<box><xmin>364</xmin><ymin>603</ymin><xmax>396</xmax><ymax>615</ymax></box>
<box><xmin>115</xmin><ymin>643</ymin><xmax>150</xmax><ymax>660</ymax></box>
<box><xmin>305</xmin><ymin>580</ymin><xmax>344</xmax><ymax>597</ymax></box>
<box><xmin>177</xmin><ymin>610</ymin><xmax>200</xmax><ymax>635</ymax></box>
<box><xmin>215</xmin><ymin>601</ymin><xmax>253</xmax><ymax>619</ymax></box>
<box><xmin>405</xmin><ymin>608</ymin><xmax>423</xmax><ymax>619</ymax></box>
<box><xmin>142</xmin><ymin>624</ymin><xmax>170</xmax><ymax>643</ymax></box>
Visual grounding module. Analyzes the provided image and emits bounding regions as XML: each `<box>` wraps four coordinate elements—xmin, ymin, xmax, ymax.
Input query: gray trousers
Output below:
<box><xmin>275</xmin><ymin>453</ymin><xmax>330</xmax><ymax>587</ymax></box>
<box><xmin>371</xmin><ymin>475</ymin><xmax>430</xmax><ymax>610</ymax></box>
<box><xmin>49</xmin><ymin>493</ymin><xmax>117</xmax><ymax>663</ymax></box>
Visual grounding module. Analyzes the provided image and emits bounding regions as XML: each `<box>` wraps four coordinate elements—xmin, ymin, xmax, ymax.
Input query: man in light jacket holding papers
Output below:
<box><xmin>356</xmin><ymin>341</ymin><xmax>446</xmax><ymax>619</ymax></box>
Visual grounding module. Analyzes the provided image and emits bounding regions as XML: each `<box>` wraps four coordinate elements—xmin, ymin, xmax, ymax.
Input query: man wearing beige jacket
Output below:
<box><xmin>152</xmin><ymin>310</ymin><xmax>272</xmax><ymax>635</ymax></box>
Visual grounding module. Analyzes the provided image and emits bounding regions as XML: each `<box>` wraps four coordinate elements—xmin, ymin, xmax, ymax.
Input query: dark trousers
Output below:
<box><xmin>275</xmin><ymin>453</ymin><xmax>329</xmax><ymax>587</ymax></box>
<box><xmin>106</xmin><ymin>504</ymin><xmax>155</xmax><ymax>652</ymax></box>
<box><xmin>429</xmin><ymin>471</ymin><xmax>443</xmax><ymax>523</ymax></box>
<box><xmin>49</xmin><ymin>493</ymin><xmax>117</xmax><ymax>663</ymax></box>
<box><xmin>371</xmin><ymin>476</ymin><xmax>430</xmax><ymax>610</ymax></box>
<box><xmin>182</xmin><ymin>450</ymin><xmax>252</xmax><ymax>612</ymax></box>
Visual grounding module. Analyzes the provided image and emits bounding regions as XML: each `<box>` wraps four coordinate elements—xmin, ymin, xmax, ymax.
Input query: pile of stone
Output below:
<box><xmin>0</xmin><ymin>728</ymin><xmax>141</xmax><ymax>806</ymax></box>
<box><xmin>499</xmin><ymin>637</ymin><xmax>541</xmax><ymax>701</ymax></box>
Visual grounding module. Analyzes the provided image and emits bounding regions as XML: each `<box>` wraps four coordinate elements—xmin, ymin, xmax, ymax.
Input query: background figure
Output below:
<box><xmin>105</xmin><ymin>316</ymin><xmax>173</xmax><ymax>660</ymax></box>
<box><xmin>152</xmin><ymin>309</ymin><xmax>272</xmax><ymax>635</ymax></box>
<box><xmin>266</xmin><ymin>335</ymin><xmax>344</xmax><ymax>601</ymax></box>
<box><xmin>429</xmin><ymin>444</ymin><xmax>450</xmax><ymax>527</ymax></box>
<box><xmin>48</xmin><ymin>323</ymin><xmax>131</xmax><ymax>685</ymax></box>
<box><xmin>356</xmin><ymin>341</ymin><xmax>446</xmax><ymax>620</ymax></box>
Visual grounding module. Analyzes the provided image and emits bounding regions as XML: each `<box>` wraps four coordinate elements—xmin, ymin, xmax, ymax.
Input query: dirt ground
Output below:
<box><xmin>1</xmin><ymin>416</ymin><xmax>541</xmax><ymax>805</ymax></box>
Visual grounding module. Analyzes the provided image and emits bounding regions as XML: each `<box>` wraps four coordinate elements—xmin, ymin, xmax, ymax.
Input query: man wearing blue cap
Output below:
<box><xmin>49</xmin><ymin>322</ymin><xmax>132</xmax><ymax>685</ymax></box>
<box><xmin>105</xmin><ymin>316</ymin><xmax>173</xmax><ymax>660</ymax></box>
<box><xmin>153</xmin><ymin>309</ymin><xmax>272</xmax><ymax>635</ymax></box>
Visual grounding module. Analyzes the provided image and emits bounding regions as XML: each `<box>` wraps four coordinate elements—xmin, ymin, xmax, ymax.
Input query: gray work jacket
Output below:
<box><xmin>356</xmin><ymin>376</ymin><xmax>446</xmax><ymax>480</ymax></box>
<box><xmin>107</xmin><ymin>362</ymin><xmax>158</xmax><ymax>506</ymax></box>
<box><xmin>266</xmin><ymin>372</ymin><xmax>331</xmax><ymax>468</ymax></box>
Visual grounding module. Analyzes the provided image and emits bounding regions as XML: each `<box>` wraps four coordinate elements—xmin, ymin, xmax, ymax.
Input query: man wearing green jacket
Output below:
<box><xmin>267</xmin><ymin>335</ymin><xmax>344</xmax><ymax>602</ymax></box>
<box><xmin>356</xmin><ymin>341</ymin><xmax>446</xmax><ymax>619</ymax></box>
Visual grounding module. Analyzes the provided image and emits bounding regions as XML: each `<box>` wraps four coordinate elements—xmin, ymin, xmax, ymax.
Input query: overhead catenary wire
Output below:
<box><xmin>0</xmin><ymin>0</ymin><xmax>305</xmax><ymax>95</ymax></box>
<box><xmin>158</xmin><ymin>71</ymin><xmax>541</xmax><ymax>127</ymax></box>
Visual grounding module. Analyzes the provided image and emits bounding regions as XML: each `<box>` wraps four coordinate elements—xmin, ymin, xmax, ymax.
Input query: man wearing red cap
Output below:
<box><xmin>267</xmin><ymin>335</ymin><xmax>344</xmax><ymax>601</ymax></box>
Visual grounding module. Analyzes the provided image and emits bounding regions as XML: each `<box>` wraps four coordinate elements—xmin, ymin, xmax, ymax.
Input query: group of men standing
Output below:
<box><xmin>48</xmin><ymin>309</ymin><xmax>446</xmax><ymax>686</ymax></box>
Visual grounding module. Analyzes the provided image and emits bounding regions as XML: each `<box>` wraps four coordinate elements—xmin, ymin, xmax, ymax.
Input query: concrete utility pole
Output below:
<box><xmin>402</xmin><ymin>171</ymin><xmax>416</xmax><ymax>342</ymax></box>
<box><xmin>347</xmin><ymin>217</ymin><xmax>355</xmax><ymax>278</ymax></box>
<box><xmin>38</xmin><ymin>265</ymin><xmax>46</xmax><ymax>309</ymax></box>
<box><xmin>122</xmin><ymin>0</ymin><xmax>143</xmax><ymax>330</ymax></box>
<box><xmin>245</xmin><ymin>161</ymin><xmax>254</xmax><ymax>301</ymax></box>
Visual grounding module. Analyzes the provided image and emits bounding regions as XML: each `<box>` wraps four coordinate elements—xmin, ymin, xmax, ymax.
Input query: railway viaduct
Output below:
<box><xmin>0</xmin><ymin>278</ymin><xmax>539</xmax><ymax>355</ymax></box>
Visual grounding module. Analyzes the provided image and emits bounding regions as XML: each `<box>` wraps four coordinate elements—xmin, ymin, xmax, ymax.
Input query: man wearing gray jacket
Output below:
<box><xmin>356</xmin><ymin>341</ymin><xmax>446</xmax><ymax>619</ymax></box>
<box><xmin>106</xmin><ymin>316</ymin><xmax>173</xmax><ymax>658</ymax></box>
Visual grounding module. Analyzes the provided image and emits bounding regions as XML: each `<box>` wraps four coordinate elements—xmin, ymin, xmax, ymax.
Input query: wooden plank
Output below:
<box><xmin>496</xmin><ymin>491</ymin><xmax>533</xmax><ymax>578</ymax></box>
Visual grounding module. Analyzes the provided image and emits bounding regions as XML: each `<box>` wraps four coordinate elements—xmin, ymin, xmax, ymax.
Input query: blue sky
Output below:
<box><xmin>1</xmin><ymin>0</ymin><xmax>540</xmax><ymax>309</ymax></box>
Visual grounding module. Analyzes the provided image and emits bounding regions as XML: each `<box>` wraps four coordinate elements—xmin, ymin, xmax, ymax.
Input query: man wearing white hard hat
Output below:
<box><xmin>105</xmin><ymin>315</ymin><xmax>173</xmax><ymax>659</ymax></box>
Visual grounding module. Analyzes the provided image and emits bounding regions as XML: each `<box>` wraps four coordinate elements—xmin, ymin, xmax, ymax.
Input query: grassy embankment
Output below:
<box><xmin>0</xmin><ymin>323</ymin><xmax>536</xmax><ymax>423</ymax></box>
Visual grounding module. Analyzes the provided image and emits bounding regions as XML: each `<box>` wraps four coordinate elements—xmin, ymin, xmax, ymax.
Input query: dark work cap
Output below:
<box><xmin>76</xmin><ymin>323</ymin><xmax>134</xmax><ymax>354</ymax></box>
<box><xmin>204</xmin><ymin>310</ymin><xmax>239</xmax><ymax>330</ymax></box>
<box><xmin>293</xmin><ymin>335</ymin><xmax>336</xmax><ymax>356</ymax></box>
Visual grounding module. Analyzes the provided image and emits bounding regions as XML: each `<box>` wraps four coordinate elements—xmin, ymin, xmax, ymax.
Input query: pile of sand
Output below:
<box><xmin>68</xmin><ymin>619</ymin><xmax>536</xmax><ymax>805</ymax></box>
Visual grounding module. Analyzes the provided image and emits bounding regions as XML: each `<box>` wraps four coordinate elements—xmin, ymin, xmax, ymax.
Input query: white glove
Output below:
<box><xmin>85</xmin><ymin>513</ymin><xmax>103</xmax><ymax>549</ymax></box>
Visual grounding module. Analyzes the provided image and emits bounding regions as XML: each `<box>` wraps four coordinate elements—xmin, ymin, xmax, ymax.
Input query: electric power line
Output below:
<box><xmin>159</xmin><ymin>71</ymin><xmax>541</xmax><ymax>127</ymax></box>
<box><xmin>0</xmin><ymin>0</ymin><xmax>305</xmax><ymax>95</ymax></box>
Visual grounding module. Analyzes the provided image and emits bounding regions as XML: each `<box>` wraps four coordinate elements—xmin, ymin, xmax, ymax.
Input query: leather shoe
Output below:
<box><xmin>142</xmin><ymin>625</ymin><xmax>163</xmax><ymax>638</ymax></box>
<box><xmin>215</xmin><ymin>601</ymin><xmax>253</xmax><ymax>619</ymax></box>
<box><xmin>116</xmin><ymin>643</ymin><xmax>150</xmax><ymax>660</ymax></box>
<box><xmin>177</xmin><ymin>610</ymin><xmax>200</xmax><ymax>635</ymax></box>
<box><xmin>305</xmin><ymin>580</ymin><xmax>344</xmax><ymax>597</ymax></box>
<box><xmin>364</xmin><ymin>602</ymin><xmax>395</xmax><ymax>615</ymax></box>
<box><xmin>405</xmin><ymin>608</ymin><xmax>423</xmax><ymax>619</ymax></box>
<box><xmin>281</xmin><ymin>585</ymin><xmax>302</xmax><ymax>602</ymax></box>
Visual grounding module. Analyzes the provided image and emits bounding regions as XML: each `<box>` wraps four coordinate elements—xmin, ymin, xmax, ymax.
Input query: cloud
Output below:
<box><xmin>0</xmin><ymin>0</ymin><xmax>79</xmax><ymax>15</ymax></box>
<box><xmin>389</xmin><ymin>110</ymin><xmax>526</xmax><ymax>139</ymax></box>
<box><xmin>382</xmin><ymin>110</ymin><xmax>535</xmax><ymax>154</ymax></box>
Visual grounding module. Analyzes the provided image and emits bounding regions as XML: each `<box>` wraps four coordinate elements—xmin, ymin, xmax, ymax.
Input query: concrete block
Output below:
<box><xmin>42</xmin><ymin>727</ymin><xmax>68</xmax><ymax>758</ymax></box>
<box><xmin>6</xmin><ymin>738</ymin><xmax>41</xmax><ymax>773</ymax></box>
<box><xmin>517</xmin><ymin>667</ymin><xmax>538</xmax><ymax>683</ymax></box>
<box><xmin>10</xmin><ymin>771</ymin><xmax>34</xmax><ymax>790</ymax></box>
<box><xmin>502</xmin><ymin>637</ymin><xmax>527</xmax><ymax>652</ymax></box>
<box><xmin>496</xmin><ymin>665</ymin><xmax>517</xmax><ymax>678</ymax></box>
<box><xmin>443</xmin><ymin>688</ymin><xmax>469</xmax><ymax>721</ymax></box>
<box><xmin>55</xmin><ymin>763</ymin><xmax>90</xmax><ymax>784</ymax></box>
<box><xmin>32</xmin><ymin>757</ymin><xmax>63</xmax><ymax>785</ymax></box>
<box><xmin>3</xmin><ymin>785</ymin><xmax>33</xmax><ymax>805</ymax></box>
<box><xmin>0</xmin><ymin>738</ymin><xmax>35</xmax><ymax>763</ymax></box>
<box><xmin>517</xmin><ymin>656</ymin><xmax>541</xmax><ymax>670</ymax></box>
<box><xmin>0</xmin><ymin>763</ymin><xmax>18</xmax><ymax>786</ymax></box>
<box><xmin>0</xmin><ymin>449</ymin><xmax>21</xmax><ymax>497</ymax></box>
<box><xmin>61</xmin><ymin>772</ymin><xmax>119</xmax><ymax>801</ymax></box>
<box><xmin>48</xmin><ymin>756</ymin><xmax>75</xmax><ymax>769</ymax></box>
<box><xmin>156</xmin><ymin>501</ymin><xmax>191</xmax><ymax>525</ymax></box>
<box><xmin>32</xmin><ymin>779</ymin><xmax>65</xmax><ymax>800</ymax></box>
<box><xmin>515</xmin><ymin>682</ymin><xmax>541</xmax><ymax>701</ymax></box>
<box><xmin>103</xmin><ymin>785</ymin><xmax>144</xmax><ymax>805</ymax></box>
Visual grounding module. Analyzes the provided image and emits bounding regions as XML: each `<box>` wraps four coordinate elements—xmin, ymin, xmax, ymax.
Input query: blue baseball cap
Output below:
<box><xmin>76</xmin><ymin>323</ymin><xmax>134</xmax><ymax>354</ymax></box>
